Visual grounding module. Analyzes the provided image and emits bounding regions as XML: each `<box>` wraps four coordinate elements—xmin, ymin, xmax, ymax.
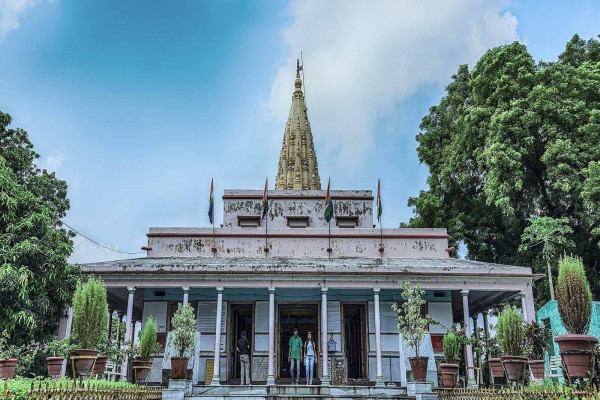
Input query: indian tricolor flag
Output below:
<box><xmin>324</xmin><ymin>177</ymin><xmax>334</xmax><ymax>223</ymax></box>
<box><xmin>261</xmin><ymin>177</ymin><xmax>269</xmax><ymax>220</ymax></box>
<box><xmin>208</xmin><ymin>178</ymin><xmax>214</xmax><ymax>225</ymax></box>
<box><xmin>377</xmin><ymin>178</ymin><xmax>382</xmax><ymax>223</ymax></box>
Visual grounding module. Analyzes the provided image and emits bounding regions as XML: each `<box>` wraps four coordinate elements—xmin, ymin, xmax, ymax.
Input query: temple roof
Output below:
<box><xmin>275</xmin><ymin>60</ymin><xmax>321</xmax><ymax>190</ymax></box>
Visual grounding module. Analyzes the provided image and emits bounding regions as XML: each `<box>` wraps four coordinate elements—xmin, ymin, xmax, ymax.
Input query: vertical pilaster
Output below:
<box><xmin>122</xmin><ymin>287</ymin><xmax>135</xmax><ymax>381</ymax></box>
<box><xmin>483</xmin><ymin>310</ymin><xmax>492</xmax><ymax>385</ymax></box>
<box><xmin>59</xmin><ymin>307</ymin><xmax>73</xmax><ymax>377</ymax></box>
<box><xmin>267</xmin><ymin>288</ymin><xmax>276</xmax><ymax>386</ymax></box>
<box><xmin>211</xmin><ymin>287</ymin><xmax>224</xmax><ymax>385</ymax></box>
<box><xmin>183</xmin><ymin>287</ymin><xmax>190</xmax><ymax>306</ymax></box>
<box><xmin>373</xmin><ymin>288</ymin><xmax>384</xmax><ymax>386</ymax></box>
<box><xmin>461</xmin><ymin>289</ymin><xmax>475</xmax><ymax>387</ymax></box>
<box><xmin>321</xmin><ymin>287</ymin><xmax>330</xmax><ymax>385</ymax></box>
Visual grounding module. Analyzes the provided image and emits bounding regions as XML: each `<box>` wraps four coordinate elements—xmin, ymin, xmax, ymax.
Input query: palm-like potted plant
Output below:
<box><xmin>524</xmin><ymin>321</ymin><xmax>550</xmax><ymax>381</ymax></box>
<box><xmin>440</xmin><ymin>331</ymin><xmax>460</xmax><ymax>387</ymax></box>
<box><xmin>70</xmin><ymin>277</ymin><xmax>108</xmax><ymax>377</ymax></box>
<box><xmin>392</xmin><ymin>281</ymin><xmax>439</xmax><ymax>382</ymax></box>
<box><xmin>132</xmin><ymin>317</ymin><xmax>159</xmax><ymax>382</ymax></box>
<box><xmin>554</xmin><ymin>255</ymin><xmax>597</xmax><ymax>379</ymax></box>
<box><xmin>43</xmin><ymin>336</ymin><xmax>72</xmax><ymax>378</ymax></box>
<box><xmin>496</xmin><ymin>305</ymin><xmax>527</xmax><ymax>383</ymax></box>
<box><xmin>170</xmin><ymin>304</ymin><xmax>196</xmax><ymax>379</ymax></box>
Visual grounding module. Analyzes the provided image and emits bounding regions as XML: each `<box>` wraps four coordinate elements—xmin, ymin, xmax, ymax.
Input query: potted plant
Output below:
<box><xmin>496</xmin><ymin>305</ymin><xmax>527</xmax><ymax>383</ymax></box>
<box><xmin>524</xmin><ymin>321</ymin><xmax>550</xmax><ymax>381</ymax></box>
<box><xmin>440</xmin><ymin>331</ymin><xmax>460</xmax><ymax>387</ymax></box>
<box><xmin>132</xmin><ymin>317</ymin><xmax>159</xmax><ymax>382</ymax></box>
<box><xmin>482</xmin><ymin>334</ymin><xmax>504</xmax><ymax>382</ymax></box>
<box><xmin>70</xmin><ymin>277</ymin><xmax>108</xmax><ymax>377</ymax></box>
<box><xmin>392</xmin><ymin>282</ymin><xmax>439</xmax><ymax>382</ymax></box>
<box><xmin>554</xmin><ymin>255</ymin><xmax>598</xmax><ymax>379</ymax></box>
<box><xmin>43</xmin><ymin>336</ymin><xmax>72</xmax><ymax>378</ymax></box>
<box><xmin>170</xmin><ymin>304</ymin><xmax>196</xmax><ymax>379</ymax></box>
<box><xmin>0</xmin><ymin>331</ymin><xmax>20</xmax><ymax>379</ymax></box>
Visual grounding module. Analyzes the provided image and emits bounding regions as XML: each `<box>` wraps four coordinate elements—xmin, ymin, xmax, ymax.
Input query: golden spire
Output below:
<box><xmin>275</xmin><ymin>59</ymin><xmax>321</xmax><ymax>190</ymax></box>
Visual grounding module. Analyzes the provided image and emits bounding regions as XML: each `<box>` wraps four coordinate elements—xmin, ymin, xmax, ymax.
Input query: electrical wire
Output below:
<box><xmin>60</xmin><ymin>220</ymin><xmax>144</xmax><ymax>255</ymax></box>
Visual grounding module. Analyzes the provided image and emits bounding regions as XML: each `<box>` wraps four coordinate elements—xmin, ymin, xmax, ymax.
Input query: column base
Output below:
<box><xmin>375</xmin><ymin>376</ymin><xmax>385</xmax><ymax>387</ymax></box>
<box><xmin>266</xmin><ymin>375</ymin><xmax>275</xmax><ymax>386</ymax></box>
<box><xmin>321</xmin><ymin>376</ymin><xmax>331</xmax><ymax>386</ymax></box>
<box><xmin>210</xmin><ymin>376</ymin><xmax>221</xmax><ymax>386</ymax></box>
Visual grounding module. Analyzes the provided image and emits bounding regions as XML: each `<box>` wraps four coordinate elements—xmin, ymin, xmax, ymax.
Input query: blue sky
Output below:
<box><xmin>1</xmin><ymin>0</ymin><xmax>599</xmax><ymax>263</ymax></box>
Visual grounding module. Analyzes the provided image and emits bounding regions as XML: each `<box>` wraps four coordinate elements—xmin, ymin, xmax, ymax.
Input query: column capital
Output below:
<box><xmin>216</xmin><ymin>287</ymin><xmax>224</xmax><ymax>294</ymax></box>
<box><xmin>519</xmin><ymin>291</ymin><xmax>526</xmax><ymax>298</ymax></box>
<box><xmin>127</xmin><ymin>287</ymin><xmax>136</xmax><ymax>294</ymax></box>
<box><xmin>373</xmin><ymin>288</ymin><xmax>381</xmax><ymax>295</ymax></box>
<box><xmin>461</xmin><ymin>289</ymin><xmax>469</xmax><ymax>297</ymax></box>
<box><xmin>321</xmin><ymin>287</ymin><xmax>328</xmax><ymax>294</ymax></box>
<box><xmin>482</xmin><ymin>310</ymin><xmax>489</xmax><ymax>316</ymax></box>
<box><xmin>268</xmin><ymin>288</ymin><xmax>276</xmax><ymax>294</ymax></box>
<box><xmin>182</xmin><ymin>286</ymin><xmax>191</xmax><ymax>294</ymax></box>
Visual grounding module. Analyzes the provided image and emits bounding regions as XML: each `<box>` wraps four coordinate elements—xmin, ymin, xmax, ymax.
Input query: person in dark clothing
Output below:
<box><xmin>236</xmin><ymin>330</ymin><xmax>251</xmax><ymax>385</ymax></box>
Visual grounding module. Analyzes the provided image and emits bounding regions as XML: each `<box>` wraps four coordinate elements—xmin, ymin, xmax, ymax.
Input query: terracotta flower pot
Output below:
<box><xmin>171</xmin><ymin>357</ymin><xmax>188</xmax><ymax>379</ymax></box>
<box><xmin>488</xmin><ymin>358</ymin><xmax>505</xmax><ymax>380</ymax></box>
<box><xmin>132</xmin><ymin>360</ymin><xmax>153</xmax><ymax>382</ymax></box>
<box><xmin>439</xmin><ymin>363</ymin><xmax>459</xmax><ymax>388</ymax></box>
<box><xmin>70</xmin><ymin>349</ymin><xmax>99</xmax><ymax>377</ymax></box>
<box><xmin>0</xmin><ymin>359</ymin><xmax>18</xmax><ymax>379</ymax></box>
<box><xmin>409</xmin><ymin>356</ymin><xmax>429</xmax><ymax>382</ymax></box>
<box><xmin>46</xmin><ymin>356</ymin><xmax>64</xmax><ymax>378</ymax></box>
<box><xmin>500</xmin><ymin>355</ymin><xmax>528</xmax><ymax>383</ymax></box>
<box><xmin>555</xmin><ymin>334</ymin><xmax>599</xmax><ymax>379</ymax></box>
<box><xmin>92</xmin><ymin>355</ymin><xmax>108</xmax><ymax>375</ymax></box>
<box><xmin>528</xmin><ymin>359</ymin><xmax>545</xmax><ymax>380</ymax></box>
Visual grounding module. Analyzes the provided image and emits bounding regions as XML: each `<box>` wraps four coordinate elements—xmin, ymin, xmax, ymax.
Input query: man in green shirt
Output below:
<box><xmin>288</xmin><ymin>328</ymin><xmax>303</xmax><ymax>384</ymax></box>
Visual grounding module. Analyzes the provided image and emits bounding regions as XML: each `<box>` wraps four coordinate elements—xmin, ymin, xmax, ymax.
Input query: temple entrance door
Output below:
<box><xmin>343</xmin><ymin>304</ymin><xmax>368</xmax><ymax>381</ymax></box>
<box><xmin>278</xmin><ymin>304</ymin><xmax>318</xmax><ymax>382</ymax></box>
<box><xmin>229</xmin><ymin>305</ymin><xmax>253</xmax><ymax>383</ymax></box>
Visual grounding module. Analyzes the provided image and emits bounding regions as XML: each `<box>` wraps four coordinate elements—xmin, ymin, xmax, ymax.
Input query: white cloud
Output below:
<box><xmin>41</xmin><ymin>150</ymin><xmax>64</xmax><ymax>171</ymax></box>
<box><xmin>68</xmin><ymin>233</ymin><xmax>145</xmax><ymax>264</ymax></box>
<box><xmin>266</xmin><ymin>0</ymin><xmax>519</xmax><ymax>169</ymax></box>
<box><xmin>0</xmin><ymin>0</ymin><xmax>52</xmax><ymax>37</ymax></box>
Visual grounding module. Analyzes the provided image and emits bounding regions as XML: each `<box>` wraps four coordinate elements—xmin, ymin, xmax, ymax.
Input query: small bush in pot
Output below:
<box><xmin>43</xmin><ymin>337</ymin><xmax>73</xmax><ymax>378</ymax></box>
<box><xmin>70</xmin><ymin>277</ymin><xmax>108</xmax><ymax>377</ymax></box>
<box><xmin>440</xmin><ymin>331</ymin><xmax>460</xmax><ymax>387</ymax></box>
<box><xmin>524</xmin><ymin>321</ymin><xmax>550</xmax><ymax>381</ymax></box>
<box><xmin>392</xmin><ymin>281</ymin><xmax>439</xmax><ymax>382</ymax></box>
<box><xmin>132</xmin><ymin>317</ymin><xmax>159</xmax><ymax>382</ymax></box>
<box><xmin>554</xmin><ymin>255</ymin><xmax>597</xmax><ymax>379</ymax></box>
<box><xmin>170</xmin><ymin>304</ymin><xmax>196</xmax><ymax>380</ymax></box>
<box><xmin>496</xmin><ymin>305</ymin><xmax>527</xmax><ymax>383</ymax></box>
<box><xmin>0</xmin><ymin>331</ymin><xmax>22</xmax><ymax>379</ymax></box>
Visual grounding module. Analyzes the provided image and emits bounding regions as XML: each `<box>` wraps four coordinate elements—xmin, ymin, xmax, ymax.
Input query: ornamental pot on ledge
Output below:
<box><xmin>0</xmin><ymin>359</ymin><xmax>18</xmax><ymax>379</ymax></box>
<box><xmin>439</xmin><ymin>363</ymin><xmax>459</xmax><ymax>387</ymax></box>
<box><xmin>409</xmin><ymin>356</ymin><xmax>429</xmax><ymax>382</ymax></box>
<box><xmin>132</xmin><ymin>359</ymin><xmax>153</xmax><ymax>382</ymax></box>
<box><xmin>488</xmin><ymin>358</ymin><xmax>504</xmax><ymax>380</ymax></box>
<box><xmin>69</xmin><ymin>349</ymin><xmax>99</xmax><ymax>378</ymax></box>
<box><xmin>555</xmin><ymin>334</ymin><xmax>599</xmax><ymax>379</ymax></box>
<box><xmin>46</xmin><ymin>356</ymin><xmax>64</xmax><ymax>378</ymax></box>
<box><xmin>527</xmin><ymin>359</ymin><xmax>545</xmax><ymax>380</ymax></box>
<box><xmin>500</xmin><ymin>355</ymin><xmax>527</xmax><ymax>383</ymax></box>
<box><xmin>171</xmin><ymin>357</ymin><xmax>188</xmax><ymax>379</ymax></box>
<box><xmin>92</xmin><ymin>355</ymin><xmax>108</xmax><ymax>375</ymax></box>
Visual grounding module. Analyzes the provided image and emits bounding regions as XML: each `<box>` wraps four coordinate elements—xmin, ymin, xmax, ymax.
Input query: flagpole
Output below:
<box><xmin>328</xmin><ymin>219</ymin><xmax>331</xmax><ymax>259</ymax></box>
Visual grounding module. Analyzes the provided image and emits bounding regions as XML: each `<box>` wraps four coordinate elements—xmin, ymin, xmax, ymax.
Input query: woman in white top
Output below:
<box><xmin>303</xmin><ymin>331</ymin><xmax>317</xmax><ymax>385</ymax></box>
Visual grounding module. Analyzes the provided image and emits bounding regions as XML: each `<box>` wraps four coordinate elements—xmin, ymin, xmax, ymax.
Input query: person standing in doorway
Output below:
<box><xmin>236</xmin><ymin>330</ymin><xmax>251</xmax><ymax>385</ymax></box>
<box><xmin>288</xmin><ymin>328</ymin><xmax>303</xmax><ymax>384</ymax></box>
<box><xmin>303</xmin><ymin>331</ymin><xmax>316</xmax><ymax>385</ymax></box>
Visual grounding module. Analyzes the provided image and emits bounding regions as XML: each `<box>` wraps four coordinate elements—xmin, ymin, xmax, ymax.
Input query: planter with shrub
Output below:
<box><xmin>524</xmin><ymin>321</ymin><xmax>550</xmax><ymax>381</ymax></box>
<box><xmin>554</xmin><ymin>255</ymin><xmax>597</xmax><ymax>379</ymax></box>
<box><xmin>70</xmin><ymin>277</ymin><xmax>108</xmax><ymax>377</ymax></box>
<box><xmin>132</xmin><ymin>317</ymin><xmax>159</xmax><ymax>382</ymax></box>
<box><xmin>0</xmin><ymin>331</ymin><xmax>19</xmax><ymax>379</ymax></box>
<box><xmin>440</xmin><ymin>331</ymin><xmax>460</xmax><ymax>387</ymax></box>
<box><xmin>170</xmin><ymin>304</ymin><xmax>196</xmax><ymax>380</ymax></box>
<box><xmin>497</xmin><ymin>305</ymin><xmax>527</xmax><ymax>383</ymax></box>
<box><xmin>43</xmin><ymin>337</ymin><xmax>72</xmax><ymax>378</ymax></box>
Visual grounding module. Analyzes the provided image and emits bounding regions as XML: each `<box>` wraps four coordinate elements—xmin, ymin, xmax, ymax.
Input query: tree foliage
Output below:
<box><xmin>71</xmin><ymin>276</ymin><xmax>108</xmax><ymax>350</ymax></box>
<box><xmin>407</xmin><ymin>34</ymin><xmax>600</xmax><ymax>305</ymax></box>
<box><xmin>0</xmin><ymin>111</ymin><xmax>80</xmax><ymax>347</ymax></box>
<box><xmin>556</xmin><ymin>255</ymin><xmax>592</xmax><ymax>335</ymax></box>
<box><xmin>496</xmin><ymin>305</ymin><xmax>524</xmax><ymax>356</ymax></box>
<box><xmin>171</xmin><ymin>304</ymin><xmax>196</xmax><ymax>358</ymax></box>
<box><xmin>139</xmin><ymin>317</ymin><xmax>157</xmax><ymax>360</ymax></box>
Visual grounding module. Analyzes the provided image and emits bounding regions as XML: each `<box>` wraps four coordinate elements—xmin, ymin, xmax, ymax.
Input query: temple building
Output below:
<box><xmin>64</xmin><ymin>64</ymin><xmax>540</xmax><ymax>390</ymax></box>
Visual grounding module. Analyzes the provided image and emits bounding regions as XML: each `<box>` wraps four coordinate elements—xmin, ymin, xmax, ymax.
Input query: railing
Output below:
<box><xmin>2</xmin><ymin>380</ymin><xmax>162</xmax><ymax>400</ymax></box>
<box><xmin>438</xmin><ymin>386</ymin><xmax>600</xmax><ymax>400</ymax></box>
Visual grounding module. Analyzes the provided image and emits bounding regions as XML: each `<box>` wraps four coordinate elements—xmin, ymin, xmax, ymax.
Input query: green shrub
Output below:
<box><xmin>139</xmin><ymin>317</ymin><xmax>157</xmax><ymax>360</ymax></box>
<box><xmin>524</xmin><ymin>321</ymin><xmax>551</xmax><ymax>360</ymax></box>
<box><xmin>496</xmin><ymin>305</ymin><xmax>524</xmax><ymax>356</ymax></box>
<box><xmin>556</xmin><ymin>255</ymin><xmax>592</xmax><ymax>335</ymax></box>
<box><xmin>171</xmin><ymin>304</ymin><xmax>196</xmax><ymax>358</ymax></box>
<box><xmin>442</xmin><ymin>331</ymin><xmax>460</xmax><ymax>363</ymax></box>
<box><xmin>5</xmin><ymin>378</ymin><xmax>139</xmax><ymax>400</ymax></box>
<box><xmin>71</xmin><ymin>277</ymin><xmax>108</xmax><ymax>350</ymax></box>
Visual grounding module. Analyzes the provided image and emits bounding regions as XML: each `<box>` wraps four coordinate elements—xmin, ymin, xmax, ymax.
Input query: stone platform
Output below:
<box><xmin>185</xmin><ymin>384</ymin><xmax>415</xmax><ymax>400</ymax></box>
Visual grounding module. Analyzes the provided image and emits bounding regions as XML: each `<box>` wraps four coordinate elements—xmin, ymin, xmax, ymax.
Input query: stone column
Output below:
<box><xmin>122</xmin><ymin>287</ymin><xmax>135</xmax><ymax>381</ymax></box>
<box><xmin>483</xmin><ymin>310</ymin><xmax>492</xmax><ymax>385</ymax></box>
<box><xmin>211</xmin><ymin>287</ymin><xmax>224</xmax><ymax>385</ymax></box>
<box><xmin>267</xmin><ymin>288</ymin><xmax>276</xmax><ymax>386</ymax></box>
<box><xmin>321</xmin><ymin>288</ymin><xmax>330</xmax><ymax>385</ymax></box>
<box><xmin>472</xmin><ymin>314</ymin><xmax>481</xmax><ymax>386</ymax></box>
<box><xmin>461</xmin><ymin>290</ymin><xmax>475</xmax><ymax>386</ymax></box>
<box><xmin>106</xmin><ymin>308</ymin><xmax>113</xmax><ymax>339</ymax></box>
<box><xmin>373</xmin><ymin>288</ymin><xmax>384</xmax><ymax>386</ymax></box>
<box><xmin>183</xmin><ymin>287</ymin><xmax>190</xmax><ymax>306</ymax></box>
<box><xmin>59</xmin><ymin>307</ymin><xmax>73</xmax><ymax>377</ymax></box>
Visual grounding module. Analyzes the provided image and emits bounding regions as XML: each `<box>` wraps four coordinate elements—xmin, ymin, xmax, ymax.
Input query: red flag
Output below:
<box><xmin>261</xmin><ymin>177</ymin><xmax>269</xmax><ymax>220</ymax></box>
<box><xmin>324</xmin><ymin>177</ymin><xmax>330</xmax><ymax>205</ymax></box>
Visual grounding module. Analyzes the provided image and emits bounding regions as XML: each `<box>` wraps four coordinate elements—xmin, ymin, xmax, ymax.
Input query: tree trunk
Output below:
<box><xmin>547</xmin><ymin>259</ymin><xmax>555</xmax><ymax>301</ymax></box>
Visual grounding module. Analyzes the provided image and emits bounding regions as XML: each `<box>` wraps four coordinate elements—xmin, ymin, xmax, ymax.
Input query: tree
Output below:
<box><xmin>71</xmin><ymin>276</ymin><xmax>108</xmax><ymax>350</ymax></box>
<box><xmin>407</xmin><ymin>35</ymin><xmax>600</xmax><ymax>306</ymax></box>
<box><xmin>0</xmin><ymin>110</ymin><xmax>80</xmax><ymax>348</ymax></box>
<box><xmin>519</xmin><ymin>217</ymin><xmax>574</xmax><ymax>300</ymax></box>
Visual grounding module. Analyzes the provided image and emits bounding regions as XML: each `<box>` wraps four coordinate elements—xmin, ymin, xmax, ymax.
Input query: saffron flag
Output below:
<box><xmin>208</xmin><ymin>178</ymin><xmax>214</xmax><ymax>225</ymax></box>
<box><xmin>377</xmin><ymin>178</ymin><xmax>382</xmax><ymax>223</ymax></box>
<box><xmin>324</xmin><ymin>177</ymin><xmax>334</xmax><ymax>223</ymax></box>
<box><xmin>262</xmin><ymin>177</ymin><xmax>269</xmax><ymax>220</ymax></box>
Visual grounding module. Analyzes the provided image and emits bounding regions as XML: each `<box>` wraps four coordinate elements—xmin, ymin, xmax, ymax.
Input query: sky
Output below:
<box><xmin>1</xmin><ymin>0</ymin><xmax>599</xmax><ymax>263</ymax></box>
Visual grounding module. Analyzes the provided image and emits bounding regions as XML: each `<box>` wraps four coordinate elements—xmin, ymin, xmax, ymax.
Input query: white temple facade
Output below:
<box><xmin>66</xmin><ymin>65</ymin><xmax>539</xmax><ymax>389</ymax></box>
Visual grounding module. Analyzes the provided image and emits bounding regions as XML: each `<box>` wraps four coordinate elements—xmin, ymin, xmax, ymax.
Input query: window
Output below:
<box><xmin>237</xmin><ymin>215</ymin><xmax>261</xmax><ymax>228</ymax></box>
<box><xmin>286</xmin><ymin>216</ymin><xmax>309</xmax><ymax>228</ymax></box>
<box><xmin>335</xmin><ymin>216</ymin><xmax>359</xmax><ymax>228</ymax></box>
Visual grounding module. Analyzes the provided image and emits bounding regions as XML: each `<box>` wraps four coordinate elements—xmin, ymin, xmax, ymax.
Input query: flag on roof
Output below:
<box><xmin>377</xmin><ymin>178</ymin><xmax>382</xmax><ymax>223</ymax></box>
<box><xmin>262</xmin><ymin>177</ymin><xmax>269</xmax><ymax>220</ymax></box>
<box><xmin>324</xmin><ymin>177</ymin><xmax>334</xmax><ymax>223</ymax></box>
<box><xmin>208</xmin><ymin>178</ymin><xmax>214</xmax><ymax>225</ymax></box>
